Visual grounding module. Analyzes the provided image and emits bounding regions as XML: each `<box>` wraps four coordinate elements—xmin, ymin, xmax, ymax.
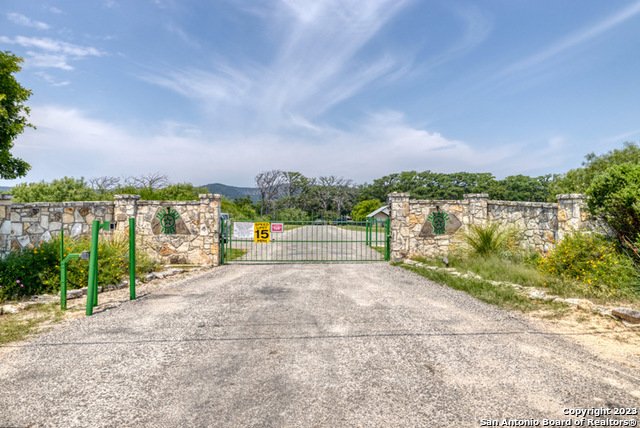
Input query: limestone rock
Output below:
<box><xmin>591</xmin><ymin>305</ymin><xmax>612</xmax><ymax>316</ymax></box>
<box><xmin>58</xmin><ymin>288</ymin><xmax>87</xmax><ymax>299</ymax></box>
<box><xmin>529</xmin><ymin>290</ymin><xmax>546</xmax><ymax>300</ymax></box>
<box><xmin>611</xmin><ymin>307</ymin><xmax>640</xmax><ymax>324</ymax></box>
<box><xmin>17</xmin><ymin>301</ymin><xmax>38</xmax><ymax>310</ymax></box>
<box><xmin>1</xmin><ymin>305</ymin><xmax>19</xmax><ymax>315</ymax></box>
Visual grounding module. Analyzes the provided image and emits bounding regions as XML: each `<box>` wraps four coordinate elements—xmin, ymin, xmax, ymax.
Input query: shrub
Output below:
<box><xmin>538</xmin><ymin>231</ymin><xmax>638</xmax><ymax>297</ymax></box>
<box><xmin>0</xmin><ymin>233</ymin><xmax>157</xmax><ymax>302</ymax></box>
<box><xmin>587</xmin><ymin>162</ymin><xmax>640</xmax><ymax>243</ymax></box>
<box><xmin>0</xmin><ymin>241</ymin><xmax>59</xmax><ymax>300</ymax></box>
<box><xmin>464</xmin><ymin>223</ymin><xmax>520</xmax><ymax>256</ymax></box>
<box><xmin>351</xmin><ymin>199</ymin><xmax>383</xmax><ymax>221</ymax></box>
<box><xmin>276</xmin><ymin>207</ymin><xmax>308</xmax><ymax>221</ymax></box>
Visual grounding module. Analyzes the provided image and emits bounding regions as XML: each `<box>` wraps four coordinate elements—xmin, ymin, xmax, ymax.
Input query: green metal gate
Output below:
<box><xmin>219</xmin><ymin>219</ymin><xmax>390</xmax><ymax>263</ymax></box>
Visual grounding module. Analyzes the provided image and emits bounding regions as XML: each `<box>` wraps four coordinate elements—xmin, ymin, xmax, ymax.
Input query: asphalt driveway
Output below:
<box><xmin>0</xmin><ymin>263</ymin><xmax>638</xmax><ymax>427</ymax></box>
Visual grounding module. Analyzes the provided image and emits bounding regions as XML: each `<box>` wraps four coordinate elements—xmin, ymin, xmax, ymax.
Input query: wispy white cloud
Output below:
<box><xmin>164</xmin><ymin>23</ymin><xmax>201</xmax><ymax>49</ymax></box>
<box><xmin>33</xmin><ymin>71</ymin><xmax>70</xmax><ymax>87</ymax></box>
<box><xmin>45</xmin><ymin>6</ymin><xmax>64</xmax><ymax>15</ymax></box>
<box><xmin>7</xmin><ymin>12</ymin><xmax>50</xmax><ymax>30</ymax></box>
<box><xmin>3</xmin><ymin>105</ymin><xmax>569</xmax><ymax>187</ymax></box>
<box><xmin>499</xmin><ymin>0</ymin><xmax>640</xmax><ymax>78</ymax></box>
<box><xmin>597</xmin><ymin>129</ymin><xmax>640</xmax><ymax>147</ymax></box>
<box><xmin>0</xmin><ymin>36</ymin><xmax>103</xmax><ymax>70</ymax></box>
<box><xmin>436</xmin><ymin>5</ymin><xmax>493</xmax><ymax>64</ymax></box>
<box><xmin>141</xmin><ymin>0</ymin><xmax>413</xmax><ymax>131</ymax></box>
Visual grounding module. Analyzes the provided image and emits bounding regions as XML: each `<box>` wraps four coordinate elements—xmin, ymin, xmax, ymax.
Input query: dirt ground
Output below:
<box><xmin>526</xmin><ymin>307</ymin><xmax>640</xmax><ymax>375</ymax></box>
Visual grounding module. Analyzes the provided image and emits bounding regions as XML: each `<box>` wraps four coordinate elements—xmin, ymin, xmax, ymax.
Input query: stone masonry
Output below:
<box><xmin>388</xmin><ymin>193</ymin><xmax>589</xmax><ymax>261</ymax></box>
<box><xmin>0</xmin><ymin>194</ymin><xmax>222</xmax><ymax>266</ymax></box>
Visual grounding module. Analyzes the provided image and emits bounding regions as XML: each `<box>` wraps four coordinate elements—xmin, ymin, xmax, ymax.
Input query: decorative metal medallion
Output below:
<box><xmin>155</xmin><ymin>206</ymin><xmax>180</xmax><ymax>234</ymax></box>
<box><xmin>426</xmin><ymin>210</ymin><xmax>450</xmax><ymax>235</ymax></box>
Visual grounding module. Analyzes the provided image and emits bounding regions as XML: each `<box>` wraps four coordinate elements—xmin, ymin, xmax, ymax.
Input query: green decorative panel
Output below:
<box><xmin>419</xmin><ymin>209</ymin><xmax>462</xmax><ymax>237</ymax></box>
<box><xmin>151</xmin><ymin>206</ymin><xmax>189</xmax><ymax>235</ymax></box>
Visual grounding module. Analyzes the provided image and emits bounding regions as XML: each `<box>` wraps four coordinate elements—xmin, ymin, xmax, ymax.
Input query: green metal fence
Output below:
<box><xmin>220</xmin><ymin>219</ymin><xmax>390</xmax><ymax>263</ymax></box>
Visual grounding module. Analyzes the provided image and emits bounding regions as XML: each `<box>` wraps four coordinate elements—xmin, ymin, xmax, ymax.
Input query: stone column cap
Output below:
<box><xmin>199</xmin><ymin>193</ymin><xmax>220</xmax><ymax>199</ymax></box>
<box><xmin>556</xmin><ymin>193</ymin><xmax>586</xmax><ymax>200</ymax></box>
<box><xmin>463</xmin><ymin>193</ymin><xmax>489</xmax><ymax>199</ymax></box>
<box><xmin>387</xmin><ymin>192</ymin><xmax>410</xmax><ymax>198</ymax></box>
<box><xmin>114</xmin><ymin>194</ymin><xmax>141</xmax><ymax>200</ymax></box>
<box><xmin>0</xmin><ymin>194</ymin><xmax>13</xmax><ymax>201</ymax></box>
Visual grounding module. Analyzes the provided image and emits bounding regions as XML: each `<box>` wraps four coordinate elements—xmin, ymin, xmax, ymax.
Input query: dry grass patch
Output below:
<box><xmin>526</xmin><ymin>307</ymin><xmax>640</xmax><ymax>369</ymax></box>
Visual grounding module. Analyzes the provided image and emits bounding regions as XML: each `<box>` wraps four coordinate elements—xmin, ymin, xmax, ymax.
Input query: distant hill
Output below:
<box><xmin>201</xmin><ymin>183</ymin><xmax>260</xmax><ymax>202</ymax></box>
<box><xmin>0</xmin><ymin>186</ymin><xmax>11</xmax><ymax>193</ymax></box>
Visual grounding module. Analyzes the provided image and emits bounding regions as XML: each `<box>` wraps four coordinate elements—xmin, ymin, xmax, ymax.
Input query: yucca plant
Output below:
<box><xmin>464</xmin><ymin>223</ymin><xmax>516</xmax><ymax>256</ymax></box>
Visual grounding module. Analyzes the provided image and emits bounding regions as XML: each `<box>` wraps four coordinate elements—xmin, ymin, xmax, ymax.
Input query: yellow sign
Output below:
<box><xmin>254</xmin><ymin>222</ymin><xmax>270</xmax><ymax>243</ymax></box>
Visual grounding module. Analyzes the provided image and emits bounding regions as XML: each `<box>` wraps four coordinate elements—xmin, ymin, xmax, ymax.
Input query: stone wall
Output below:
<box><xmin>388</xmin><ymin>193</ymin><xmax>588</xmax><ymax>261</ymax></box>
<box><xmin>0</xmin><ymin>194</ymin><xmax>221</xmax><ymax>266</ymax></box>
<box><xmin>487</xmin><ymin>200</ymin><xmax>557</xmax><ymax>254</ymax></box>
<box><xmin>0</xmin><ymin>194</ymin><xmax>114</xmax><ymax>251</ymax></box>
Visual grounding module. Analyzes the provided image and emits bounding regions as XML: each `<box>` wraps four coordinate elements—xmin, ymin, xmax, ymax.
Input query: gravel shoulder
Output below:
<box><xmin>0</xmin><ymin>263</ymin><xmax>639</xmax><ymax>427</ymax></box>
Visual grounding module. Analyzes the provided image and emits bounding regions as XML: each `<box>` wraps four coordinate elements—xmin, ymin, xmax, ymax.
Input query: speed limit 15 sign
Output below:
<box><xmin>254</xmin><ymin>222</ymin><xmax>270</xmax><ymax>243</ymax></box>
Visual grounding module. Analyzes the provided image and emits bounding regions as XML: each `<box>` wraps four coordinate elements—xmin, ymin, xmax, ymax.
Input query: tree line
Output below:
<box><xmin>247</xmin><ymin>141</ymin><xmax>640</xmax><ymax>220</ymax></box>
<box><xmin>3</xmin><ymin>141</ymin><xmax>640</xmax><ymax>222</ymax></box>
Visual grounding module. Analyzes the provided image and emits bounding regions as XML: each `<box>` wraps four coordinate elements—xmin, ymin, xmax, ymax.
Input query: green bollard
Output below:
<box><xmin>60</xmin><ymin>229</ymin><xmax>64</xmax><ymax>269</ymax></box>
<box><xmin>60</xmin><ymin>254</ymin><xmax>78</xmax><ymax>310</ymax></box>
<box><xmin>129</xmin><ymin>217</ymin><xmax>136</xmax><ymax>300</ymax></box>
<box><xmin>86</xmin><ymin>220</ymin><xmax>100</xmax><ymax>316</ymax></box>
<box><xmin>385</xmin><ymin>218</ymin><xmax>391</xmax><ymax>261</ymax></box>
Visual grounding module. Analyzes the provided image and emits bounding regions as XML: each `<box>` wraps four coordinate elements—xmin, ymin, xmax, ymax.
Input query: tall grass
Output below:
<box><xmin>400</xmin><ymin>263</ymin><xmax>549</xmax><ymax>313</ymax></box>
<box><xmin>464</xmin><ymin>223</ymin><xmax>518</xmax><ymax>256</ymax></box>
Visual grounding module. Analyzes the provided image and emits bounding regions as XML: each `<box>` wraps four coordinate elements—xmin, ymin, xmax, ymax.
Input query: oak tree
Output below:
<box><xmin>0</xmin><ymin>51</ymin><xmax>33</xmax><ymax>179</ymax></box>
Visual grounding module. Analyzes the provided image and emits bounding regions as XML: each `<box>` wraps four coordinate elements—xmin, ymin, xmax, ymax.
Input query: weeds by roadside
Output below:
<box><xmin>398</xmin><ymin>262</ymin><xmax>567</xmax><ymax>314</ymax></box>
<box><xmin>412</xmin><ymin>252</ymin><xmax>640</xmax><ymax>308</ymax></box>
<box><xmin>0</xmin><ymin>303</ymin><xmax>69</xmax><ymax>345</ymax></box>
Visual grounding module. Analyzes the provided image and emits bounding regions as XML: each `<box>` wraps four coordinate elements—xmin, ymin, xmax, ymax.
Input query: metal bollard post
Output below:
<box><xmin>129</xmin><ymin>218</ymin><xmax>136</xmax><ymax>300</ymax></box>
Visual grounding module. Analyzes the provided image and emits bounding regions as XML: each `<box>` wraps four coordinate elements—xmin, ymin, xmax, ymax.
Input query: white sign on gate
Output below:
<box><xmin>233</xmin><ymin>222</ymin><xmax>254</xmax><ymax>239</ymax></box>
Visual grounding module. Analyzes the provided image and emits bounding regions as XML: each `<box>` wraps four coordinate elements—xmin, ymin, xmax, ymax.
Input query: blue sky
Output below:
<box><xmin>2</xmin><ymin>0</ymin><xmax>640</xmax><ymax>188</ymax></box>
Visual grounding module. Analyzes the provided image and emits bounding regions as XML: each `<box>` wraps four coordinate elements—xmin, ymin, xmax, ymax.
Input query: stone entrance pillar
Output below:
<box><xmin>0</xmin><ymin>195</ymin><xmax>12</xmax><ymax>254</ymax></box>
<box><xmin>199</xmin><ymin>193</ymin><xmax>221</xmax><ymax>266</ymax></box>
<box><xmin>556</xmin><ymin>194</ymin><xmax>587</xmax><ymax>242</ymax></box>
<box><xmin>388</xmin><ymin>192</ymin><xmax>410</xmax><ymax>262</ymax></box>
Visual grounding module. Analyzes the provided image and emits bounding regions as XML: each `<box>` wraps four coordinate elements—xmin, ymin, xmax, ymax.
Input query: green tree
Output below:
<box><xmin>549</xmin><ymin>142</ymin><xmax>640</xmax><ymax>199</ymax></box>
<box><xmin>11</xmin><ymin>177</ymin><xmax>99</xmax><ymax>202</ymax></box>
<box><xmin>351</xmin><ymin>199</ymin><xmax>383</xmax><ymax>220</ymax></box>
<box><xmin>359</xmin><ymin>170</ymin><xmax>498</xmax><ymax>201</ymax></box>
<box><xmin>489</xmin><ymin>174</ymin><xmax>551</xmax><ymax>202</ymax></box>
<box><xmin>148</xmin><ymin>183</ymin><xmax>208</xmax><ymax>200</ymax></box>
<box><xmin>0</xmin><ymin>51</ymin><xmax>33</xmax><ymax>179</ymax></box>
<box><xmin>586</xmin><ymin>163</ymin><xmax>640</xmax><ymax>242</ymax></box>
<box><xmin>276</xmin><ymin>207</ymin><xmax>308</xmax><ymax>221</ymax></box>
<box><xmin>221</xmin><ymin>196</ymin><xmax>258</xmax><ymax>220</ymax></box>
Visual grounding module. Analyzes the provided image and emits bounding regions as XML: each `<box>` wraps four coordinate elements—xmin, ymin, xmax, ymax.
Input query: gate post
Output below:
<box><xmin>199</xmin><ymin>193</ymin><xmax>222</xmax><ymax>266</ymax></box>
<box><xmin>387</xmin><ymin>192</ymin><xmax>410</xmax><ymax>261</ymax></box>
<box><xmin>0</xmin><ymin>195</ymin><xmax>13</xmax><ymax>256</ymax></box>
<box><xmin>114</xmin><ymin>194</ymin><xmax>140</xmax><ymax>232</ymax></box>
